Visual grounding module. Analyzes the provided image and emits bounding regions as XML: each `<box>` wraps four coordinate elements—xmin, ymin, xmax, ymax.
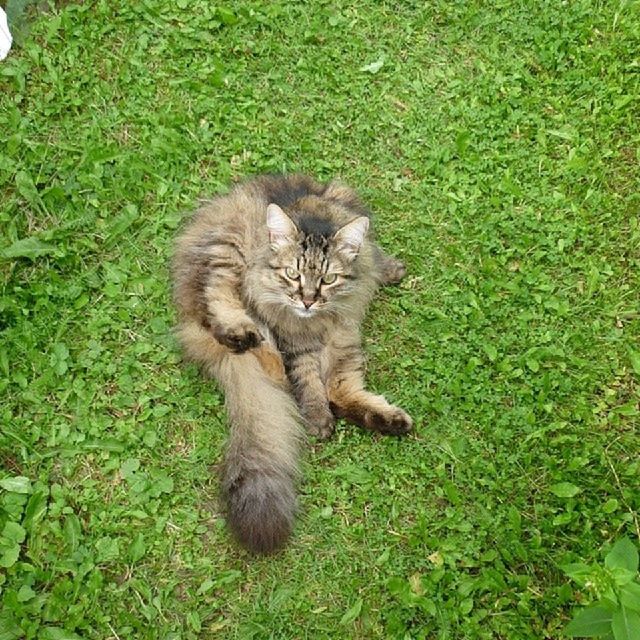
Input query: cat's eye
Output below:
<box><xmin>284</xmin><ymin>267</ymin><xmax>300</xmax><ymax>280</ymax></box>
<box><xmin>321</xmin><ymin>273</ymin><xmax>338</xmax><ymax>285</ymax></box>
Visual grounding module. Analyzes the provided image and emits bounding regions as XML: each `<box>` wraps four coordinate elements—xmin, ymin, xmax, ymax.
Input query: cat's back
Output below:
<box><xmin>176</xmin><ymin>174</ymin><xmax>371</xmax><ymax>259</ymax></box>
<box><xmin>179</xmin><ymin>175</ymin><xmax>325</xmax><ymax>241</ymax></box>
<box><xmin>250</xmin><ymin>174</ymin><xmax>328</xmax><ymax>209</ymax></box>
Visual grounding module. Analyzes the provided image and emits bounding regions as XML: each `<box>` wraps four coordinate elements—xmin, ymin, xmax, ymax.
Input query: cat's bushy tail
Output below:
<box><xmin>178</xmin><ymin>322</ymin><xmax>303</xmax><ymax>554</ymax></box>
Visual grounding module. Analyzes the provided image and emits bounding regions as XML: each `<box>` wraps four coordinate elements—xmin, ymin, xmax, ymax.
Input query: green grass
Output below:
<box><xmin>1</xmin><ymin>0</ymin><xmax>639</xmax><ymax>638</ymax></box>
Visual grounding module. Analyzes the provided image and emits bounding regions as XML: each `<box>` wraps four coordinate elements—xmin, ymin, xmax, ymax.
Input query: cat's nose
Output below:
<box><xmin>302</xmin><ymin>299</ymin><xmax>314</xmax><ymax>309</ymax></box>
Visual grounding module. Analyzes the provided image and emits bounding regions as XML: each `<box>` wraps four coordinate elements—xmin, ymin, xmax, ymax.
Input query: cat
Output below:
<box><xmin>172</xmin><ymin>174</ymin><xmax>412</xmax><ymax>554</ymax></box>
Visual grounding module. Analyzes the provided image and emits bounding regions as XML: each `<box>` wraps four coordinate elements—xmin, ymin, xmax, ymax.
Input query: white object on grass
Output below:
<box><xmin>0</xmin><ymin>8</ymin><xmax>12</xmax><ymax>61</ymax></box>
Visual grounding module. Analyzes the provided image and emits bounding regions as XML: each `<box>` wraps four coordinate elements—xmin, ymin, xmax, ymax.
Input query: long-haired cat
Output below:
<box><xmin>172</xmin><ymin>174</ymin><xmax>412</xmax><ymax>554</ymax></box>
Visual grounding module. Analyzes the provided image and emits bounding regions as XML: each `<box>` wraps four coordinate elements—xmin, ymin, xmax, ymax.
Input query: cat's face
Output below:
<box><xmin>262</xmin><ymin>204</ymin><xmax>368</xmax><ymax>317</ymax></box>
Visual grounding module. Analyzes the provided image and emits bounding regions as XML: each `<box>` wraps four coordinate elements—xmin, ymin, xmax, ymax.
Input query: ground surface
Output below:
<box><xmin>1</xmin><ymin>1</ymin><xmax>639</xmax><ymax>638</ymax></box>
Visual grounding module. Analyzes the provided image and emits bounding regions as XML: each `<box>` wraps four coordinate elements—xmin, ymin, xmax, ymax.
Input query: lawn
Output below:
<box><xmin>1</xmin><ymin>0</ymin><xmax>639</xmax><ymax>638</ymax></box>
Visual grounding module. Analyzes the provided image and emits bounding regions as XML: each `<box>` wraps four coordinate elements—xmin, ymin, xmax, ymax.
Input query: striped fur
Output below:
<box><xmin>172</xmin><ymin>174</ymin><xmax>411</xmax><ymax>554</ymax></box>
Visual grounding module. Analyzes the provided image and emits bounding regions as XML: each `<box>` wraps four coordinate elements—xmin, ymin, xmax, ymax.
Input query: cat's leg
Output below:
<box><xmin>253</xmin><ymin>343</ymin><xmax>287</xmax><ymax>384</ymax></box>
<box><xmin>286</xmin><ymin>350</ymin><xmax>334</xmax><ymax>439</ymax></box>
<box><xmin>199</xmin><ymin>253</ymin><xmax>262</xmax><ymax>354</ymax></box>
<box><xmin>373</xmin><ymin>245</ymin><xmax>406</xmax><ymax>286</ymax></box>
<box><xmin>205</xmin><ymin>280</ymin><xmax>290</xmax><ymax>383</ymax></box>
<box><xmin>326</xmin><ymin>331</ymin><xmax>412</xmax><ymax>435</ymax></box>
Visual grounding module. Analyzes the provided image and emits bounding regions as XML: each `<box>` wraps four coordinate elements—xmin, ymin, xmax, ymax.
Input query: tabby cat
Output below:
<box><xmin>172</xmin><ymin>174</ymin><xmax>412</xmax><ymax>554</ymax></box>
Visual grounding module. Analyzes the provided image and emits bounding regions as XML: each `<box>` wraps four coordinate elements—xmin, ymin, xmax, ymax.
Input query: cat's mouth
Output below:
<box><xmin>293</xmin><ymin>305</ymin><xmax>318</xmax><ymax>317</ymax></box>
<box><xmin>290</xmin><ymin>299</ymin><xmax>321</xmax><ymax>317</ymax></box>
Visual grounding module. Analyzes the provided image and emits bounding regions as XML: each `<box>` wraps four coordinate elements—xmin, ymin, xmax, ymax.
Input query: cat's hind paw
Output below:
<box><xmin>368</xmin><ymin>406</ymin><xmax>413</xmax><ymax>435</ymax></box>
<box><xmin>379</xmin><ymin>257</ymin><xmax>406</xmax><ymax>285</ymax></box>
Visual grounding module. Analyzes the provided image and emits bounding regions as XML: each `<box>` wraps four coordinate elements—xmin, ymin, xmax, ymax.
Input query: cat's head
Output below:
<box><xmin>261</xmin><ymin>203</ymin><xmax>369</xmax><ymax>317</ymax></box>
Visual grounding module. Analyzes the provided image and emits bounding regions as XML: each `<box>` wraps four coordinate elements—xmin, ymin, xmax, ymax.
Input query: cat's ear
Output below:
<box><xmin>334</xmin><ymin>216</ymin><xmax>369</xmax><ymax>260</ymax></box>
<box><xmin>266</xmin><ymin>204</ymin><xmax>297</xmax><ymax>249</ymax></box>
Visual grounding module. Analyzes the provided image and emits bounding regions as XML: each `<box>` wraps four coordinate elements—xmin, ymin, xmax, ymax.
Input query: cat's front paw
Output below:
<box><xmin>303</xmin><ymin>406</ymin><xmax>335</xmax><ymax>440</ymax></box>
<box><xmin>214</xmin><ymin>322</ymin><xmax>263</xmax><ymax>353</ymax></box>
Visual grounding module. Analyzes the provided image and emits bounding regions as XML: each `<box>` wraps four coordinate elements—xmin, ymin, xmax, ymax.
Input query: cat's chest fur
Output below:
<box><xmin>252</xmin><ymin>300</ymin><xmax>333</xmax><ymax>356</ymax></box>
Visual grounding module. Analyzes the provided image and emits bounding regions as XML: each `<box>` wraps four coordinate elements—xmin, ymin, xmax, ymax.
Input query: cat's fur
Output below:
<box><xmin>172</xmin><ymin>174</ymin><xmax>411</xmax><ymax>554</ymax></box>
